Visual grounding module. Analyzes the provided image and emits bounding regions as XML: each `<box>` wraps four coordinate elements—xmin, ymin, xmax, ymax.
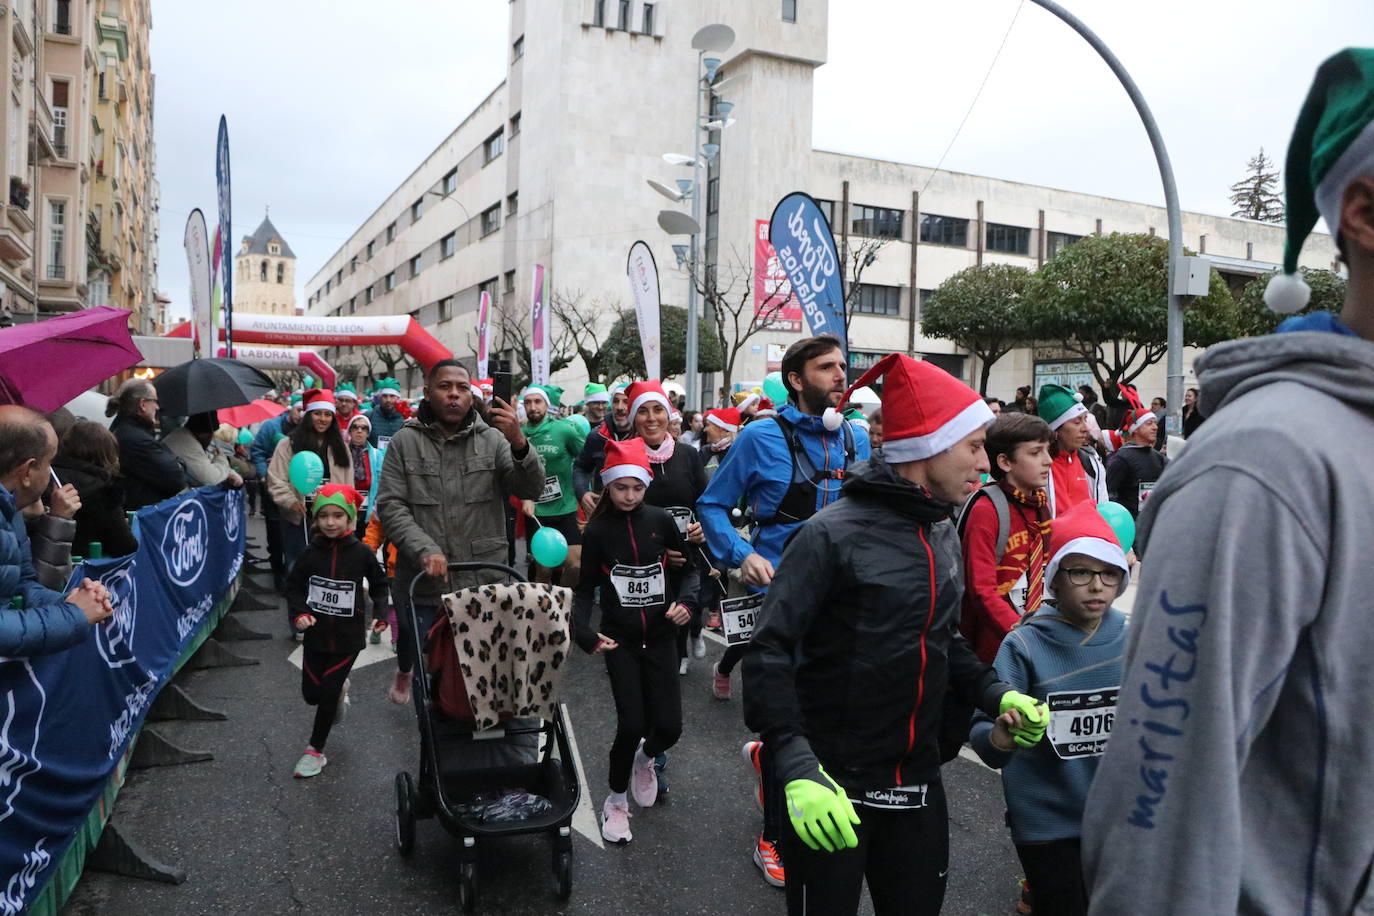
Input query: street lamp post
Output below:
<box><xmin>1025</xmin><ymin>0</ymin><xmax>1185</xmax><ymax>435</ymax></box>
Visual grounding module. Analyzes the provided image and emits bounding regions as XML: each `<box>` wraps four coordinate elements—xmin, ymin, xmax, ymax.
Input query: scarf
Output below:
<box><xmin>1002</xmin><ymin>483</ymin><xmax>1050</xmax><ymax>619</ymax></box>
<box><xmin>349</xmin><ymin>442</ymin><xmax>370</xmax><ymax>486</ymax></box>
<box><xmin>644</xmin><ymin>435</ymin><xmax>675</xmax><ymax>464</ymax></box>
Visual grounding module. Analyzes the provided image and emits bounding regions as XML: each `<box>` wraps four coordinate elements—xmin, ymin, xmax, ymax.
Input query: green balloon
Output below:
<box><xmin>236</xmin><ymin>428</ymin><xmax>253</xmax><ymax>445</ymax></box>
<box><xmin>530</xmin><ymin>526</ymin><xmax>569</xmax><ymax>567</ymax></box>
<box><xmin>288</xmin><ymin>450</ymin><xmax>325</xmax><ymax>495</ymax></box>
<box><xmin>1097</xmin><ymin>501</ymin><xmax>1136</xmax><ymax>552</ymax></box>
<box><xmin>567</xmin><ymin>414</ymin><xmax>591</xmax><ymax>436</ymax></box>
<box><xmin>763</xmin><ymin>371</ymin><xmax>788</xmax><ymax>404</ymax></box>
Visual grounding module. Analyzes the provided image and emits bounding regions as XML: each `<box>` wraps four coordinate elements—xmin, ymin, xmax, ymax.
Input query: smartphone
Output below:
<box><xmin>492</xmin><ymin>371</ymin><xmax>514</xmax><ymax>406</ymax></box>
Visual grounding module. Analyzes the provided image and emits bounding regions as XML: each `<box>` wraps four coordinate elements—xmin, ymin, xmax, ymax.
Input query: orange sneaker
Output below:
<box><xmin>753</xmin><ymin>837</ymin><xmax>785</xmax><ymax>887</ymax></box>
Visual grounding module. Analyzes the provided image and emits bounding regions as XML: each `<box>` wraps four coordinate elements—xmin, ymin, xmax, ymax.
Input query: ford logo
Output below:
<box><xmin>162</xmin><ymin>500</ymin><xmax>208</xmax><ymax>587</ymax></box>
<box><xmin>224</xmin><ymin>489</ymin><xmax>242</xmax><ymax>541</ymax></box>
<box><xmin>95</xmin><ymin>557</ymin><xmax>138</xmax><ymax>669</ymax></box>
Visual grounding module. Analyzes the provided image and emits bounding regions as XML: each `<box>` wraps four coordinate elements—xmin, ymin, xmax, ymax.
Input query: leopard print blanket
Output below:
<box><xmin>440</xmin><ymin>582</ymin><xmax>572</xmax><ymax>730</ymax></box>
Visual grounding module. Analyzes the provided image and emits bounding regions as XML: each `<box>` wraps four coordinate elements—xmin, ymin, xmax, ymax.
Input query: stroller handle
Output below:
<box><xmin>408</xmin><ymin>561</ymin><xmax>525</xmax><ymax>606</ymax></box>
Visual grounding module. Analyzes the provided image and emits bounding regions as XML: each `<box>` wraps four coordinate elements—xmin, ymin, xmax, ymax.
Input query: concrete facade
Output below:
<box><xmin>306</xmin><ymin>0</ymin><xmax>1338</xmax><ymax>403</ymax></box>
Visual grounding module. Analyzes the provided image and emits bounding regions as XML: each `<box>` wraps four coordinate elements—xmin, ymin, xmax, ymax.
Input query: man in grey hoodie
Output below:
<box><xmin>1082</xmin><ymin>48</ymin><xmax>1374</xmax><ymax>913</ymax></box>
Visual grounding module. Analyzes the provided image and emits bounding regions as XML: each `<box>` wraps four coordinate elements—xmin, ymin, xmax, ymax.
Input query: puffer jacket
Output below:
<box><xmin>365</xmin><ymin>405</ymin><xmax>406</xmax><ymax>447</ymax></box>
<box><xmin>24</xmin><ymin>512</ymin><xmax>74</xmax><ymax>591</ymax></box>
<box><xmin>744</xmin><ymin>457</ymin><xmax>1012</xmax><ymax>792</ymax></box>
<box><xmin>0</xmin><ymin>486</ymin><xmax>89</xmax><ymax>657</ymax></box>
<box><xmin>376</xmin><ymin>402</ymin><xmax>545</xmax><ymax>603</ymax></box>
<box><xmin>110</xmin><ymin>414</ymin><xmax>188</xmax><ymax>510</ymax></box>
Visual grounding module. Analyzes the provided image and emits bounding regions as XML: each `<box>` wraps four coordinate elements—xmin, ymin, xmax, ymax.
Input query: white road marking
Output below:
<box><xmin>561</xmin><ymin>705</ymin><xmax>604</xmax><ymax>849</ymax></box>
<box><xmin>287</xmin><ymin>638</ymin><xmax>397</xmax><ymax>671</ymax></box>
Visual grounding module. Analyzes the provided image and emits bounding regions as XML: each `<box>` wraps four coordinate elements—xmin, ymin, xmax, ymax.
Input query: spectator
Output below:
<box><xmin>1009</xmin><ymin>386</ymin><xmax>1033</xmax><ymax>413</ymax></box>
<box><xmin>21</xmin><ymin>475</ymin><xmax>79</xmax><ymax>591</ymax></box>
<box><xmin>983</xmin><ymin>397</ymin><xmax>1004</xmax><ymax>418</ymax></box>
<box><xmin>1182</xmin><ymin>387</ymin><xmax>1205</xmax><ymax>438</ymax></box>
<box><xmin>0</xmin><ymin>405</ymin><xmax>113</xmax><ymax>656</ymax></box>
<box><xmin>365</xmin><ymin>377</ymin><xmax>406</xmax><ymax>447</ymax></box>
<box><xmin>52</xmin><ymin>419</ymin><xmax>138</xmax><ymax>558</ymax></box>
<box><xmin>867</xmin><ymin>406</ymin><xmax>884</xmax><ymax>453</ymax></box>
<box><xmin>163</xmin><ymin>411</ymin><xmax>244</xmax><ymax>489</ymax></box>
<box><xmin>251</xmin><ymin>396</ymin><xmax>302</xmax><ymax>589</ymax></box>
<box><xmin>344</xmin><ymin>413</ymin><xmax>383</xmax><ymax>536</ymax></box>
<box><xmin>680</xmin><ymin>410</ymin><xmax>703</xmax><ymax>449</ymax></box>
<box><xmin>1150</xmin><ymin>397</ymin><xmax>1168</xmax><ymax>450</ymax></box>
<box><xmin>1079</xmin><ymin>385</ymin><xmax>1108</xmax><ymax>428</ymax></box>
<box><xmin>267</xmin><ymin>388</ymin><xmax>353</xmax><ymax>586</ymax></box>
<box><xmin>106</xmin><ymin>378</ymin><xmax>188</xmax><ymax>510</ymax></box>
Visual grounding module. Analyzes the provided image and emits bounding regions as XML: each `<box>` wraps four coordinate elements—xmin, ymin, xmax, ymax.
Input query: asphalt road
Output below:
<box><xmin>64</xmin><ymin>518</ymin><xmax>1027</xmax><ymax>916</ymax></box>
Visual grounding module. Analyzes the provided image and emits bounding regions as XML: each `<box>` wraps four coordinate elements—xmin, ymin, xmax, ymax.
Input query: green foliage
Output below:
<box><xmin>1229</xmin><ymin>148</ymin><xmax>1284</xmax><ymax>222</ymax></box>
<box><xmin>597</xmin><ymin>305</ymin><xmax>724</xmax><ymax>380</ymax></box>
<box><xmin>921</xmin><ymin>264</ymin><xmax>1033</xmax><ymax>394</ymax></box>
<box><xmin>1024</xmin><ymin>232</ymin><xmax>1237</xmax><ymax>389</ymax></box>
<box><xmin>1233</xmin><ymin>267</ymin><xmax>1347</xmax><ymax>337</ymax></box>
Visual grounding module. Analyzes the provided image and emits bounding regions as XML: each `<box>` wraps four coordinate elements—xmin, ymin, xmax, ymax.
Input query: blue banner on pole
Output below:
<box><xmin>0</xmin><ymin>486</ymin><xmax>245</xmax><ymax>914</ymax></box>
<box><xmin>767</xmin><ymin>192</ymin><xmax>846</xmax><ymax>354</ymax></box>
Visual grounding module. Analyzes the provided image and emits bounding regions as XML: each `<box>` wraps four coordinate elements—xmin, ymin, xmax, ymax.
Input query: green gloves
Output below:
<box><xmin>999</xmin><ymin>690</ymin><xmax>1050</xmax><ymax>748</ymax></box>
<box><xmin>784</xmin><ymin>766</ymin><xmax>861</xmax><ymax>853</ymax></box>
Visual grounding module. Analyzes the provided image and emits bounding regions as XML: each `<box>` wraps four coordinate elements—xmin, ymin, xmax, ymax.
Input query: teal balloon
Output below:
<box><xmin>530</xmin><ymin>526</ymin><xmax>569</xmax><ymax>567</ymax></box>
<box><xmin>303</xmin><ymin>375</ymin><xmax>315</xmax><ymax>388</ymax></box>
<box><xmin>568</xmin><ymin>414</ymin><xmax>591</xmax><ymax>436</ymax></box>
<box><xmin>1097</xmin><ymin>501</ymin><xmax>1136</xmax><ymax>552</ymax></box>
<box><xmin>762</xmin><ymin>371</ymin><xmax>787</xmax><ymax>404</ymax></box>
<box><xmin>288</xmin><ymin>450</ymin><xmax>325</xmax><ymax>495</ymax></box>
<box><xmin>236</xmin><ymin>428</ymin><xmax>253</xmax><ymax>445</ymax></box>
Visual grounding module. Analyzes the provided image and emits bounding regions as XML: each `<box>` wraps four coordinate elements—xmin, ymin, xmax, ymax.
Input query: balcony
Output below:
<box><xmin>0</xmin><ymin>221</ymin><xmax>32</xmax><ymax>264</ymax></box>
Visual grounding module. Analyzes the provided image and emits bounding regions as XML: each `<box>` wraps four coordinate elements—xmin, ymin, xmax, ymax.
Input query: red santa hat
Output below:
<box><xmin>475</xmin><ymin>378</ymin><xmax>494</xmax><ymax>398</ymax></box>
<box><xmin>704</xmin><ymin>407</ymin><xmax>740</xmax><ymax>433</ymax></box>
<box><xmin>302</xmin><ymin>388</ymin><xmax>336</xmax><ymax>415</ymax></box>
<box><xmin>754</xmin><ymin>398</ymin><xmax>777</xmax><ymax>419</ymax></box>
<box><xmin>826</xmin><ymin>353</ymin><xmax>994</xmax><ymax>463</ymax></box>
<box><xmin>601</xmin><ymin>437</ymin><xmax>653</xmax><ymax>487</ymax></box>
<box><xmin>626</xmin><ymin>380</ymin><xmax>672</xmax><ymax>422</ymax></box>
<box><xmin>1045</xmin><ymin>502</ymin><xmax>1131</xmax><ymax>598</ymax></box>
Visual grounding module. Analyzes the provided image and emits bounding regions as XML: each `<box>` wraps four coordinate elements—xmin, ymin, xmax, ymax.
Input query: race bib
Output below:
<box><xmin>378</xmin><ymin>436</ymin><xmax>392</xmax><ymax>450</ymax></box>
<box><xmin>1138</xmin><ymin>481</ymin><xmax>1155</xmax><ymax>506</ymax></box>
<box><xmin>538</xmin><ymin>475</ymin><xmax>563</xmax><ymax>504</ymax></box>
<box><xmin>721</xmin><ymin>593</ymin><xmax>764</xmax><ymax>646</ymax></box>
<box><xmin>854</xmin><ymin>784</ymin><xmax>930</xmax><ymax>810</ymax></box>
<box><xmin>1008</xmin><ymin>571</ymin><xmax>1028</xmax><ymax>612</ymax></box>
<box><xmin>1047</xmin><ymin>687</ymin><xmax>1118</xmax><ymax>759</ymax></box>
<box><xmin>610</xmin><ymin>563</ymin><xmax>665</xmax><ymax>607</ymax></box>
<box><xmin>307</xmin><ymin>576</ymin><xmax>356</xmax><ymax>617</ymax></box>
<box><xmin>666</xmin><ymin>506</ymin><xmax>694</xmax><ymax>535</ymax></box>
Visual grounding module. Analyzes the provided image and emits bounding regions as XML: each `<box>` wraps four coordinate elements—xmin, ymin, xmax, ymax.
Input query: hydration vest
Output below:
<box><xmin>753</xmin><ymin>414</ymin><xmax>856</xmax><ymax>528</ymax></box>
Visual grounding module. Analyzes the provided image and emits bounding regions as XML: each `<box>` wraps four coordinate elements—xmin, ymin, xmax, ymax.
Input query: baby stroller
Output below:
<box><xmin>394</xmin><ymin>562</ymin><xmax>580</xmax><ymax>912</ymax></box>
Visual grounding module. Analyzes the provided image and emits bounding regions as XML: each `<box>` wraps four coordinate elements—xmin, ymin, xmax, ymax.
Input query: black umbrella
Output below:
<box><xmin>153</xmin><ymin>357</ymin><xmax>275</xmax><ymax>417</ymax></box>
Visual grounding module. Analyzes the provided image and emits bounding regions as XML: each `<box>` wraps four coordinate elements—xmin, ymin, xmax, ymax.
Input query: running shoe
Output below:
<box><xmin>388</xmin><ymin>671</ymin><xmax>411</xmax><ymax>705</ymax></box>
<box><xmin>679</xmin><ymin>657</ymin><xmax>689</xmax><ymax>676</ymax></box>
<box><xmin>705</xmin><ymin>609</ymin><xmax>721</xmax><ymax>630</ymax></box>
<box><xmin>293</xmin><ymin>747</ymin><xmax>327</xmax><ymax>778</ymax></box>
<box><xmin>693</xmin><ymin>633</ymin><xmax>706</xmax><ymax>658</ymax></box>
<box><xmin>631</xmin><ymin>740</ymin><xmax>659</xmax><ymax>808</ymax></box>
<box><xmin>753</xmin><ymin>837</ymin><xmax>785</xmax><ymax>887</ymax></box>
<box><xmin>335</xmin><ymin>679</ymin><xmax>351</xmax><ymax>723</ymax></box>
<box><xmin>1017</xmin><ymin>878</ymin><xmax>1033</xmax><ymax>915</ymax></box>
<box><xmin>712</xmin><ymin>661</ymin><xmax>731</xmax><ymax>700</ymax></box>
<box><xmin>601</xmin><ymin>796</ymin><xmax>633</xmax><ymax>844</ymax></box>
<box><xmin>742</xmin><ymin>740</ymin><xmax>763</xmax><ymax>810</ymax></box>
<box><xmin>654</xmin><ymin>753</ymin><xmax>669</xmax><ymax>798</ymax></box>
<box><xmin>369</xmin><ymin>628</ymin><xmax>381</xmax><ymax>645</ymax></box>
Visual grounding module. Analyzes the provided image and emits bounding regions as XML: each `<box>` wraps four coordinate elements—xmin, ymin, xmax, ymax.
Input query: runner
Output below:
<box><xmin>365</xmin><ymin>377</ymin><xmax>406</xmax><ymax>448</ymax></box>
<box><xmin>334</xmin><ymin>382</ymin><xmax>361</xmax><ymax>430</ymax></box>
<box><xmin>575</xmin><ymin>382</ymin><xmax>633</xmax><ymax>514</ymax></box>
<box><xmin>573</xmin><ymin>438</ymin><xmax>699</xmax><ymax>844</ymax></box>
<box><xmin>520</xmin><ymin>384</ymin><xmax>586</xmax><ymax>585</ymax></box>
<box><xmin>697</xmin><ymin>335</ymin><xmax>870</xmax><ymax>887</ymax></box>
<box><xmin>744</xmin><ymin>352</ymin><xmax>1046</xmax><ymax>916</ymax></box>
<box><xmin>1036</xmin><ymin>384</ymin><xmax>1107</xmax><ymax>516</ymax></box>
<box><xmin>583</xmin><ymin>382</ymin><xmax>610</xmax><ymax>430</ymax></box>
<box><xmin>1103</xmin><ymin>407</ymin><xmax>1168</xmax><ymax>519</ymax></box>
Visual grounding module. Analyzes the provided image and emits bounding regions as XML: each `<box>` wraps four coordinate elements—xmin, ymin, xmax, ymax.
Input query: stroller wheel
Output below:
<box><xmin>553</xmin><ymin>849</ymin><xmax>573</xmax><ymax>900</ymax></box>
<box><xmin>459</xmin><ymin>861</ymin><xmax>477</xmax><ymax>912</ymax></box>
<box><xmin>394</xmin><ymin>772</ymin><xmax>416</xmax><ymax>857</ymax></box>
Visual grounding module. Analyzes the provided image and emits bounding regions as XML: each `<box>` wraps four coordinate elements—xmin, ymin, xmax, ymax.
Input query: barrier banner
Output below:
<box><xmin>0</xmin><ymin>486</ymin><xmax>246</xmax><ymax>914</ymax></box>
<box><xmin>626</xmin><ymin>241</ymin><xmax>662</xmax><ymax>381</ymax></box>
<box><xmin>767</xmin><ymin>192</ymin><xmax>846</xmax><ymax>354</ymax></box>
<box><xmin>476</xmin><ymin>290</ymin><xmax>492</xmax><ymax>381</ymax></box>
<box><xmin>530</xmin><ymin>264</ymin><xmax>548</xmax><ymax>385</ymax></box>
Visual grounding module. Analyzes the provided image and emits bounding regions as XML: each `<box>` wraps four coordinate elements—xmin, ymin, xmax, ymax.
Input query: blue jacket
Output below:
<box><xmin>250</xmin><ymin>413</ymin><xmax>292</xmax><ymax>478</ymax></box>
<box><xmin>698</xmin><ymin>402</ymin><xmax>870</xmax><ymax>574</ymax></box>
<box><xmin>0</xmin><ymin>486</ymin><xmax>89</xmax><ymax>657</ymax></box>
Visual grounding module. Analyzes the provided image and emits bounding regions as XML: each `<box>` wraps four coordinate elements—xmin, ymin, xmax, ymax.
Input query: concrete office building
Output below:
<box><xmin>305</xmin><ymin>0</ymin><xmax>1338</xmax><ymax>402</ymax></box>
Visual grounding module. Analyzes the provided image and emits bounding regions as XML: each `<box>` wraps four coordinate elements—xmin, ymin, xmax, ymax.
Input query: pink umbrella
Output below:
<box><xmin>0</xmin><ymin>307</ymin><xmax>141</xmax><ymax>412</ymax></box>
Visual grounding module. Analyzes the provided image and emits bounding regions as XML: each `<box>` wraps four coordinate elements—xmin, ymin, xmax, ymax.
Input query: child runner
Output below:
<box><xmin>573</xmin><ymin>437</ymin><xmax>700</xmax><ymax>844</ymax></box>
<box><xmin>285</xmin><ymin>484</ymin><xmax>389</xmax><ymax>778</ymax></box>
<box><xmin>970</xmin><ymin>501</ymin><xmax>1129</xmax><ymax>915</ymax></box>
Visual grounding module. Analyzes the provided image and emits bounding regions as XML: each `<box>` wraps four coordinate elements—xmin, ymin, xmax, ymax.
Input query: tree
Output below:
<box><xmin>546</xmin><ymin>289</ymin><xmax>619</xmax><ymax>384</ymax></box>
<box><xmin>921</xmin><ymin>264</ymin><xmax>1034</xmax><ymax>395</ymax></box>
<box><xmin>1024</xmin><ymin>232</ymin><xmax>1237</xmax><ymax>391</ymax></box>
<box><xmin>688</xmin><ymin>247</ymin><xmax>792</xmax><ymax>395</ymax></box>
<box><xmin>1229</xmin><ymin>148</ymin><xmax>1284</xmax><ymax>222</ymax></box>
<box><xmin>839</xmin><ymin>235</ymin><xmax>893</xmax><ymax>323</ymax></box>
<box><xmin>597</xmin><ymin>305</ymin><xmax>724</xmax><ymax>381</ymax></box>
<box><xmin>479</xmin><ymin>291</ymin><xmax>577</xmax><ymax>390</ymax></box>
<box><xmin>1233</xmin><ymin>267</ymin><xmax>1347</xmax><ymax>337</ymax></box>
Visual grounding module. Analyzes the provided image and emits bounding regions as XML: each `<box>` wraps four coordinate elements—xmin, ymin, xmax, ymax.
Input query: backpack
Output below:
<box><xmin>753</xmin><ymin>415</ymin><xmax>857</xmax><ymax>527</ymax></box>
<box><xmin>956</xmin><ymin>483</ymin><xmax>1011</xmax><ymax>562</ymax></box>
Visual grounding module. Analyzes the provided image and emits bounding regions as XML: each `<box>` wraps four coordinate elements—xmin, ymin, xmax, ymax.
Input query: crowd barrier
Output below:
<box><xmin>0</xmin><ymin>485</ymin><xmax>247</xmax><ymax>915</ymax></box>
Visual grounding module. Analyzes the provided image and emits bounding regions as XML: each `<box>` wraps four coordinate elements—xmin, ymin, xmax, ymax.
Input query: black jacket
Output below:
<box><xmin>573</xmin><ymin>503</ymin><xmax>700</xmax><ymax>653</ymax></box>
<box><xmin>572</xmin><ymin>421</ymin><xmax>632</xmax><ymax>498</ymax></box>
<box><xmin>1106</xmin><ymin>444</ymin><xmax>1169</xmax><ymax>518</ymax></box>
<box><xmin>645</xmin><ymin>443</ymin><xmax>707</xmax><ymax>513</ymax></box>
<box><xmin>52</xmin><ymin>457</ymin><xmax>139</xmax><ymax>558</ymax></box>
<box><xmin>285</xmin><ymin>532</ymin><xmax>388</xmax><ymax>655</ymax></box>
<box><xmin>744</xmin><ymin>457</ymin><xmax>1011</xmax><ymax>792</ymax></box>
<box><xmin>110</xmin><ymin>414</ymin><xmax>188</xmax><ymax>510</ymax></box>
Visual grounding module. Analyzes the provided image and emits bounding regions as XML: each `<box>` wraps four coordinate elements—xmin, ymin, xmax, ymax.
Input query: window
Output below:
<box><xmin>782</xmin><ymin>0</ymin><xmax>797</xmax><ymax>22</ymax></box>
<box><xmin>411</xmin><ymin>198</ymin><xmax>423</xmax><ymax>222</ymax></box>
<box><xmin>986</xmin><ymin>222</ymin><xmax>1031</xmax><ymax>255</ymax></box>
<box><xmin>483</xmin><ymin>130</ymin><xmax>504</xmax><ymax>164</ymax></box>
<box><xmin>260</xmin><ymin>260</ymin><xmax>268</xmax><ymax>282</ymax></box>
<box><xmin>853</xmin><ymin>283</ymin><xmax>901</xmax><ymax>316</ymax></box>
<box><xmin>506</xmin><ymin>191</ymin><xmax>519</xmax><ymax>217</ymax></box>
<box><xmin>642</xmin><ymin>3</ymin><xmax>655</xmax><ymax>33</ymax></box>
<box><xmin>479</xmin><ymin>277</ymin><xmax>498</xmax><ymax>301</ymax></box>
<box><xmin>442</xmin><ymin>168</ymin><xmax>457</xmax><ymax>195</ymax></box>
<box><xmin>438</xmin><ymin>296</ymin><xmax>454</xmax><ymax>322</ymax></box>
<box><xmin>347</xmin><ymin>297</ymin><xmax>356</xmax><ymax>315</ymax></box>
<box><xmin>1045</xmin><ymin>231</ymin><xmax>1083</xmax><ymax>259</ymax></box>
<box><xmin>409</xmin><ymin>254</ymin><xmax>421</xmax><ymax>278</ymax></box>
<box><xmin>504</xmin><ymin>270</ymin><xmax>516</xmax><ymax>294</ymax></box>
<box><xmin>276</xmin><ymin>263</ymin><xmax>285</xmax><ymax>284</ymax></box>
<box><xmin>852</xmin><ymin>204</ymin><xmax>903</xmax><ymax>239</ymax></box>
<box><xmin>509</xmin><ymin>111</ymin><xmax>521</xmax><ymax>136</ymax></box>
<box><xmin>814</xmin><ymin>198</ymin><xmax>835</xmax><ymax>226</ymax></box>
<box><xmin>47</xmin><ymin>200</ymin><xmax>65</xmax><ymax>279</ymax></box>
<box><xmin>917</xmin><ymin>289</ymin><xmax>935</xmax><ymax>319</ymax></box>
<box><xmin>618</xmin><ymin>0</ymin><xmax>630</xmax><ymax>29</ymax></box>
<box><xmin>441</xmin><ymin>232</ymin><xmax>456</xmax><ymax>259</ymax></box>
<box><xmin>480</xmin><ymin>203</ymin><xmax>501</xmax><ymax>236</ymax></box>
<box><xmin>385</xmin><ymin>223</ymin><xmax>396</xmax><ymax>244</ymax></box>
<box><xmin>350</xmin><ymin>255</ymin><xmax>358</xmax><ymax>274</ymax></box>
<box><xmin>51</xmin><ymin>81</ymin><xmax>68</xmax><ymax>158</ymax></box>
<box><xmin>54</xmin><ymin>0</ymin><xmax>72</xmax><ymax>34</ymax></box>
<box><xmin>594</xmin><ymin>0</ymin><xmax>605</xmax><ymax>26</ymax></box>
<box><xmin>365</xmin><ymin>286</ymin><xmax>375</xmax><ymax>304</ymax></box>
<box><xmin>512</xmin><ymin>35</ymin><xmax>524</xmax><ymax>60</ymax></box>
<box><xmin>366</xmin><ymin>240</ymin><xmax>375</xmax><ymax>260</ymax></box>
<box><xmin>919</xmin><ymin>213</ymin><xmax>968</xmax><ymax>247</ymax></box>
<box><xmin>384</xmin><ymin>271</ymin><xmax>396</xmax><ymax>292</ymax></box>
<box><xmin>334</xmin><ymin>269</ymin><xmax>342</xmax><ymax>286</ymax></box>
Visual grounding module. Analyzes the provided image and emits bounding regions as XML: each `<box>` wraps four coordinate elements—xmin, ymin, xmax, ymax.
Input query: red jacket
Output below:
<box><xmin>958</xmin><ymin>488</ymin><xmax>1046</xmax><ymax>664</ymax></box>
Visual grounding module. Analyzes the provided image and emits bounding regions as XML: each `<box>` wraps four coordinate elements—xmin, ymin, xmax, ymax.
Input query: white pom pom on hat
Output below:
<box><xmin>822</xmin><ymin>406</ymin><xmax>843</xmax><ymax>431</ymax></box>
<box><xmin>1263</xmin><ymin>270</ymin><xmax>1313</xmax><ymax>314</ymax></box>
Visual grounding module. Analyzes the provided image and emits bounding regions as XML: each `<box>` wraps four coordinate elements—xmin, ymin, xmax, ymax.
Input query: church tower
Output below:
<box><xmin>235</xmin><ymin>214</ymin><xmax>298</xmax><ymax>316</ymax></box>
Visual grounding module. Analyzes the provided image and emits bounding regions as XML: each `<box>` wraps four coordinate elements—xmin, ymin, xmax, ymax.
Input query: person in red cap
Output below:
<box><xmin>1104</xmin><ymin>407</ymin><xmax>1168</xmax><ymax>519</ymax></box>
<box><xmin>284</xmin><ymin>483</ymin><xmax>388</xmax><ymax>779</ymax></box>
<box><xmin>744</xmin><ymin>352</ymin><xmax>1048</xmax><ymax>916</ymax></box>
<box><xmin>573</xmin><ymin>437</ymin><xmax>700</xmax><ymax>845</ymax></box>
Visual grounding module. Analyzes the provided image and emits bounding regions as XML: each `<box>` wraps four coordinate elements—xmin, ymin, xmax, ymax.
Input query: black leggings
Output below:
<box><xmin>674</xmin><ymin>606</ymin><xmax>703</xmax><ymax>660</ymax></box>
<box><xmin>1015</xmin><ymin>838</ymin><xmax>1086</xmax><ymax>916</ymax></box>
<box><xmin>604</xmin><ymin>636</ymin><xmax>682</xmax><ymax>793</ymax></box>
<box><xmin>301</xmin><ymin>648</ymin><xmax>357</xmax><ymax>751</ymax></box>
<box><xmin>716</xmin><ymin>642</ymin><xmax>746</xmax><ymax>676</ymax></box>
<box><xmin>782</xmin><ymin>779</ymin><xmax>949</xmax><ymax>916</ymax></box>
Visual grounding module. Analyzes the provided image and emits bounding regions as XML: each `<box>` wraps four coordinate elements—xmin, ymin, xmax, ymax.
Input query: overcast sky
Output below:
<box><xmin>151</xmin><ymin>0</ymin><xmax>1370</xmax><ymax>322</ymax></box>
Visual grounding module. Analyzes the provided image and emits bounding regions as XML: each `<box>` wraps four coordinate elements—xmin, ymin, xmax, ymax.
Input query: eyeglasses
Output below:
<box><xmin>1061</xmin><ymin>567</ymin><xmax>1124</xmax><ymax>587</ymax></box>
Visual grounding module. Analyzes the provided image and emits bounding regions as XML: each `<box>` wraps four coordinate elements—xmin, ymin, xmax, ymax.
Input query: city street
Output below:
<box><xmin>64</xmin><ymin>522</ymin><xmax>1029</xmax><ymax>916</ymax></box>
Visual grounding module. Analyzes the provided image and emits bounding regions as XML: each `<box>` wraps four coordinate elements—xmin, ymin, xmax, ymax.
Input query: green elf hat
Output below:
<box><xmin>1267</xmin><ymin>48</ymin><xmax>1374</xmax><ymax>314</ymax></box>
<box><xmin>312</xmin><ymin>483</ymin><xmax>363</xmax><ymax>522</ymax></box>
<box><xmin>584</xmin><ymin>382</ymin><xmax>610</xmax><ymax>404</ymax></box>
<box><xmin>1037</xmin><ymin>384</ymin><xmax>1087</xmax><ymax>431</ymax></box>
<box><xmin>544</xmin><ymin>384</ymin><xmax>565</xmax><ymax>407</ymax></box>
<box><xmin>335</xmin><ymin>382</ymin><xmax>359</xmax><ymax>402</ymax></box>
<box><xmin>374</xmin><ymin>377</ymin><xmax>402</xmax><ymax>397</ymax></box>
<box><xmin>289</xmin><ymin>394</ymin><xmax>302</xmax><ymax>407</ymax></box>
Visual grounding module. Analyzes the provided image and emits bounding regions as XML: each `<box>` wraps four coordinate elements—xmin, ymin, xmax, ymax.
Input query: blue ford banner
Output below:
<box><xmin>767</xmin><ymin>192</ymin><xmax>846</xmax><ymax>354</ymax></box>
<box><xmin>0</xmin><ymin>486</ymin><xmax>245</xmax><ymax>914</ymax></box>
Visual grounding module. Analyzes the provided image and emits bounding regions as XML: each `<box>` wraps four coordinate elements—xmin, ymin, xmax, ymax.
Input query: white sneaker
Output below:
<box><xmin>631</xmin><ymin>741</ymin><xmax>659</xmax><ymax>808</ymax></box>
<box><xmin>679</xmin><ymin>657</ymin><xmax>689</xmax><ymax>676</ymax></box>
<box><xmin>693</xmin><ymin>633</ymin><xmax>706</xmax><ymax>658</ymax></box>
<box><xmin>293</xmin><ymin>747</ymin><xmax>327</xmax><ymax>778</ymax></box>
<box><xmin>601</xmin><ymin>796</ymin><xmax>632</xmax><ymax>844</ymax></box>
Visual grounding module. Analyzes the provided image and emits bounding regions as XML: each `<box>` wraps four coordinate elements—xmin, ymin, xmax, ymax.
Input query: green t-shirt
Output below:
<box><xmin>522</xmin><ymin>417</ymin><xmax>587</xmax><ymax>516</ymax></box>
